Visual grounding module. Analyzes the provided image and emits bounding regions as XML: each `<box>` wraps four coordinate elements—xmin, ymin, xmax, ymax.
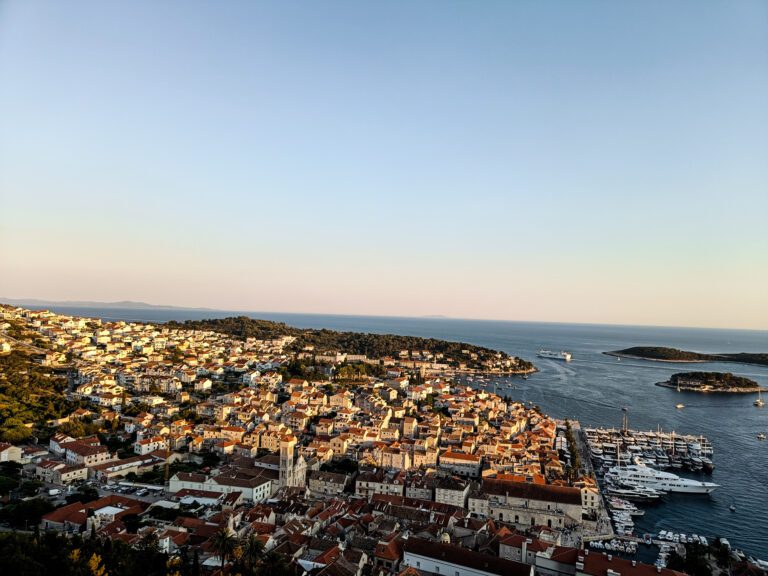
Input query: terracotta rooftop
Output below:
<box><xmin>482</xmin><ymin>479</ymin><xmax>582</xmax><ymax>505</ymax></box>
<box><xmin>404</xmin><ymin>538</ymin><xmax>532</xmax><ymax>576</ymax></box>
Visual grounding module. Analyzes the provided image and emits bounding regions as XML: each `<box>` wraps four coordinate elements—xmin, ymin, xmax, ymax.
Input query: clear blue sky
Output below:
<box><xmin>1</xmin><ymin>1</ymin><xmax>767</xmax><ymax>329</ymax></box>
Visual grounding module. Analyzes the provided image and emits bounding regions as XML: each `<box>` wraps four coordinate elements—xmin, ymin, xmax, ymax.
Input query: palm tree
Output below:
<box><xmin>211</xmin><ymin>527</ymin><xmax>237</xmax><ymax>570</ymax></box>
<box><xmin>261</xmin><ymin>550</ymin><xmax>290</xmax><ymax>576</ymax></box>
<box><xmin>236</xmin><ymin>534</ymin><xmax>265</xmax><ymax>575</ymax></box>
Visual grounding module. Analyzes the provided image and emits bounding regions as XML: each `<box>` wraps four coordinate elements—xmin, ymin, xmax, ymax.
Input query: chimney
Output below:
<box><xmin>607</xmin><ymin>555</ymin><xmax>612</xmax><ymax>561</ymax></box>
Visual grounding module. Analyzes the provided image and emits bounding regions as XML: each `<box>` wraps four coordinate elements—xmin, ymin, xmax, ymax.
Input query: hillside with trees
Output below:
<box><xmin>0</xmin><ymin>529</ymin><xmax>292</xmax><ymax>576</ymax></box>
<box><xmin>0</xmin><ymin>349</ymin><xmax>77</xmax><ymax>443</ymax></box>
<box><xmin>607</xmin><ymin>346</ymin><xmax>768</xmax><ymax>367</ymax></box>
<box><xmin>166</xmin><ymin>316</ymin><xmax>535</xmax><ymax>372</ymax></box>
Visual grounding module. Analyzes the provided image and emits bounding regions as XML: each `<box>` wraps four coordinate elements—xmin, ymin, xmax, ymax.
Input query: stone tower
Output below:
<box><xmin>279</xmin><ymin>434</ymin><xmax>295</xmax><ymax>486</ymax></box>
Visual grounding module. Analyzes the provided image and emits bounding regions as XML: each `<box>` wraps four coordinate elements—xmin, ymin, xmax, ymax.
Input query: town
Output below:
<box><xmin>0</xmin><ymin>305</ymin><xmax>744</xmax><ymax>576</ymax></box>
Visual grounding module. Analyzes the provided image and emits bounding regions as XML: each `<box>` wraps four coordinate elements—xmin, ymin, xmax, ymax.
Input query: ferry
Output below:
<box><xmin>537</xmin><ymin>349</ymin><xmax>572</xmax><ymax>361</ymax></box>
<box><xmin>607</xmin><ymin>463</ymin><xmax>719</xmax><ymax>494</ymax></box>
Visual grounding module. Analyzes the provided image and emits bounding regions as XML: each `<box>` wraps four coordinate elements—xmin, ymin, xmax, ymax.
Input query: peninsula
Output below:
<box><xmin>656</xmin><ymin>371</ymin><xmax>765</xmax><ymax>393</ymax></box>
<box><xmin>606</xmin><ymin>346</ymin><xmax>768</xmax><ymax>367</ymax></box>
<box><xmin>167</xmin><ymin>315</ymin><xmax>536</xmax><ymax>374</ymax></box>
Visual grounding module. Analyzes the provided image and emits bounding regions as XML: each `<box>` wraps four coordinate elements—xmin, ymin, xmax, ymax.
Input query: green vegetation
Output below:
<box><xmin>59</xmin><ymin>418</ymin><xmax>102</xmax><ymax>439</ymax></box>
<box><xmin>0</xmin><ymin>526</ymin><xmax>293</xmax><ymax>576</ymax></box>
<box><xmin>0</xmin><ymin>348</ymin><xmax>78</xmax><ymax>442</ymax></box>
<box><xmin>144</xmin><ymin>505</ymin><xmax>196</xmax><ymax>522</ymax></box>
<box><xmin>610</xmin><ymin>346</ymin><xmax>768</xmax><ymax>367</ymax></box>
<box><xmin>662</xmin><ymin>372</ymin><xmax>760</xmax><ymax>391</ymax></box>
<box><xmin>167</xmin><ymin>316</ymin><xmax>534</xmax><ymax>372</ymax></box>
<box><xmin>0</xmin><ymin>462</ymin><xmax>23</xmax><ymax>496</ymax></box>
<box><xmin>0</xmin><ymin>497</ymin><xmax>54</xmax><ymax>529</ymax></box>
<box><xmin>65</xmin><ymin>486</ymin><xmax>101</xmax><ymax>505</ymax></box>
<box><xmin>320</xmin><ymin>458</ymin><xmax>358</xmax><ymax>475</ymax></box>
<box><xmin>277</xmin><ymin>359</ymin><xmax>330</xmax><ymax>382</ymax></box>
<box><xmin>335</xmin><ymin>361</ymin><xmax>386</xmax><ymax>380</ymax></box>
<box><xmin>0</xmin><ymin>531</ymin><xmax>169</xmax><ymax>576</ymax></box>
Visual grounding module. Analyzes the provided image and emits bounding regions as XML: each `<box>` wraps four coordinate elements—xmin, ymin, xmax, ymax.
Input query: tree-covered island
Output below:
<box><xmin>656</xmin><ymin>372</ymin><xmax>765</xmax><ymax>393</ymax></box>
<box><xmin>605</xmin><ymin>346</ymin><xmax>768</xmax><ymax>367</ymax></box>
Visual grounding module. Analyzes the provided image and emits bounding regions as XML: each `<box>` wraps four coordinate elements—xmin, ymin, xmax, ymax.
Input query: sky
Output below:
<box><xmin>1</xmin><ymin>1</ymin><xmax>767</xmax><ymax>330</ymax></box>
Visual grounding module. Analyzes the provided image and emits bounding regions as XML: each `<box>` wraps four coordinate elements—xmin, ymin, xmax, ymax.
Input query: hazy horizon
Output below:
<box><xmin>1</xmin><ymin>1</ymin><xmax>767</xmax><ymax>330</ymax></box>
<box><xmin>3</xmin><ymin>296</ymin><xmax>768</xmax><ymax>333</ymax></box>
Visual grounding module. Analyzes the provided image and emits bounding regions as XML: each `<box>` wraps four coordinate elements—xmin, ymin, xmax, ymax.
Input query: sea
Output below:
<box><xmin>32</xmin><ymin>306</ymin><xmax>768</xmax><ymax>559</ymax></box>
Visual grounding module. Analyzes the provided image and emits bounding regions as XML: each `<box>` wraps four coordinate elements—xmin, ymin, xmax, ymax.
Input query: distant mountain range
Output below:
<box><xmin>0</xmin><ymin>298</ymin><xmax>214</xmax><ymax>311</ymax></box>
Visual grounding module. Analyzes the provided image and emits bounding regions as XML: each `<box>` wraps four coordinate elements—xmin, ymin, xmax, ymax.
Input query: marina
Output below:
<box><xmin>584</xmin><ymin>426</ymin><xmax>715</xmax><ymax>474</ymax></box>
<box><xmin>583</xmin><ymin>426</ymin><xmax>721</xmax><ymax>539</ymax></box>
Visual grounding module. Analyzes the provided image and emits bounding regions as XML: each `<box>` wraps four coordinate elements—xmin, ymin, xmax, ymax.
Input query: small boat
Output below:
<box><xmin>644</xmin><ymin>534</ymin><xmax>653</xmax><ymax>545</ymax></box>
<box><xmin>758</xmin><ymin>433</ymin><xmax>766</xmax><ymax>441</ymax></box>
<box><xmin>754</xmin><ymin>390</ymin><xmax>765</xmax><ymax>407</ymax></box>
<box><xmin>675</xmin><ymin>403</ymin><xmax>685</xmax><ymax>409</ymax></box>
<box><xmin>729</xmin><ymin>505</ymin><xmax>736</xmax><ymax>512</ymax></box>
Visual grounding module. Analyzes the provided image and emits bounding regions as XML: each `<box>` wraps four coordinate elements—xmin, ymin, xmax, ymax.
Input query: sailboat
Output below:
<box><xmin>754</xmin><ymin>389</ymin><xmax>765</xmax><ymax>407</ymax></box>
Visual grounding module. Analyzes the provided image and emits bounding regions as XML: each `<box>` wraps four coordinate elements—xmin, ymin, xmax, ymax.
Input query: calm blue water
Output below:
<box><xmin>36</xmin><ymin>306</ymin><xmax>768</xmax><ymax>558</ymax></box>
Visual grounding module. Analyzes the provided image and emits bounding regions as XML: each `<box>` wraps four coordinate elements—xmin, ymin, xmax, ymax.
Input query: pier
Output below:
<box><xmin>584</xmin><ymin>425</ymin><xmax>714</xmax><ymax>473</ymax></box>
<box><xmin>563</xmin><ymin>420</ymin><xmax>615</xmax><ymax>540</ymax></box>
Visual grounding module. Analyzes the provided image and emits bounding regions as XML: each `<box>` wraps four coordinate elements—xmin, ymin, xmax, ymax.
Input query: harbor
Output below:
<box><xmin>581</xmin><ymin>421</ymin><xmax>722</xmax><ymax>554</ymax></box>
<box><xmin>578</xmin><ymin>421</ymin><xmax>732</xmax><ymax>571</ymax></box>
<box><xmin>584</xmin><ymin>425</ymin><xmax>715</xmax><ymax>474</ymax></box>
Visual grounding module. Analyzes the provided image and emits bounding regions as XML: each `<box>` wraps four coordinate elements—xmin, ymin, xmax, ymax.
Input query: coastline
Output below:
<box><xmin>604</xmin><ymin>350</ymin><xmax>768</xmax><ymax>368</ymax></box>
<box><xmin>604</xmin><ymin>351</ymin><xmax>706</xmax><ymax>363</ymax></box>
<box><xmin>441</xmin><ymin>366</ymin><xmax>538</xmax><ymax>377</ymax></box>
<box><xmin>655</xmin><ymin>381</ymin><xmax>768</xmax><ymax>393</ymax></box>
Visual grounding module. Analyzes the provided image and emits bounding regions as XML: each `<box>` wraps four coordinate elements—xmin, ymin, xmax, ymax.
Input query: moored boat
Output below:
<box><xmin>607</xmin><ymin>463</ymin><xmax>719</xmax><ymax>494</ymax></box>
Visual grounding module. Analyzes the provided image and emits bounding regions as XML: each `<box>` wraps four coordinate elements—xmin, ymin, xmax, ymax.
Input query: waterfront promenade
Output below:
<box><xmin>569</xmin><ymin>420</ymin><xmax>615</xmax><ymax>541</ymax></box>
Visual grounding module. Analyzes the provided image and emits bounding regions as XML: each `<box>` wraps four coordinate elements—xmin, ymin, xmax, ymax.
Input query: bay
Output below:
<box><xmin>34</xmin><ymin>305</ymin><xmax>768</xmax><ymax>559</ymax></box>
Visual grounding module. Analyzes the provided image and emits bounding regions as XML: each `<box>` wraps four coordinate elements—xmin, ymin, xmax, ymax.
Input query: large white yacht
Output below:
<box><xmin>607</xmin><ymin>463</ymin><xmax>719</xmax><ymax>494</ymax></box>
<box><xmin>537</xmin><ymin>350</ymin><xmax>572</xmax><ymax>361</ymax></box>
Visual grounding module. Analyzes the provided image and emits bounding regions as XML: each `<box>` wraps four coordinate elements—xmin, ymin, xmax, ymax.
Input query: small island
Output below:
<box><xmin>605</xmin><ymin>346</ymin><xmax>768</xmax><ymax>367</ymax></box>
<box><xmin>656</xmin><ymin>371</ymin><xmax>766</xmax><ymax>393</ymax></box>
